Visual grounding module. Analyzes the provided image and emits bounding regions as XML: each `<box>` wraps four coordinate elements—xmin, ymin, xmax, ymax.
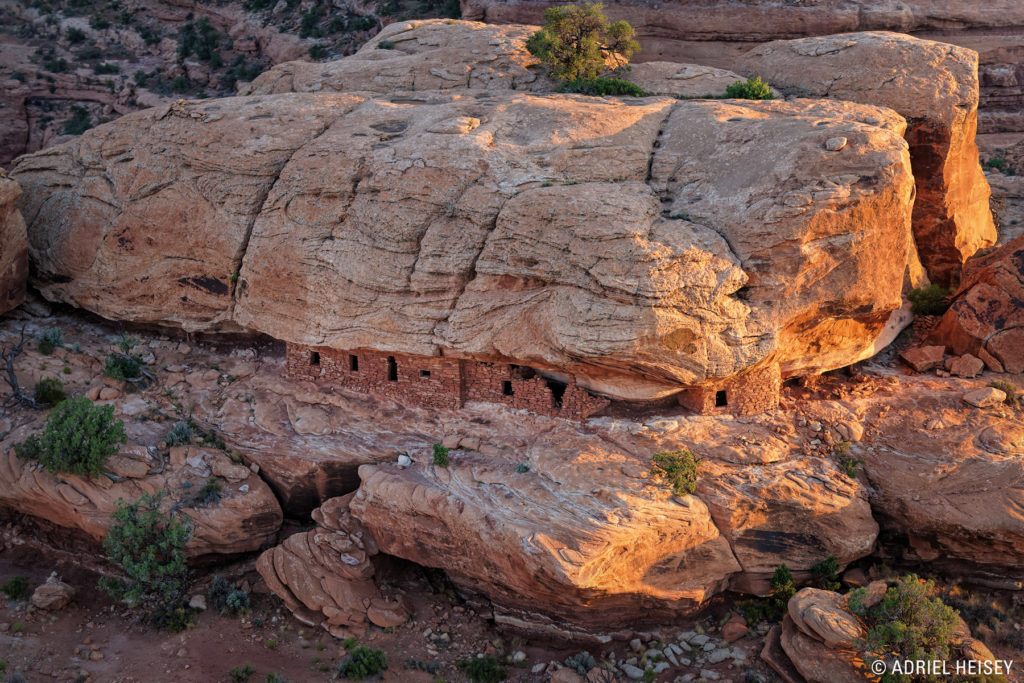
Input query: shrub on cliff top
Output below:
<box><xmin>725</xmin><ymin>76</ymin><xmax>774</xmax><ymax>100</ymax></box>
<box><xmin>559</xmin><ymin>76</ymin><xmax>647</xmax><ymax>97</ymax></box>
<box><xmin>432</xmin><ymin>443</ymin><xmax>450</xmax><ymax>467</ymax></box>
<box><xmin>526</xmin><ymin>3</ymin><xmax>639</xmax><ymax>81</ymax></box>
<box><xmin>649</xmin><ymin>448</ymin><xmax>700</xmax><ymax>495</ymax></box>
<box><xmin>15</xmin><ymin>397</ymin><xmax>126</xmax><ymax>477</ymax></box>
<box><xmin>908</xmin><ymin>283</ymin><xmax>950</xmax><ymax>316</ymax></box>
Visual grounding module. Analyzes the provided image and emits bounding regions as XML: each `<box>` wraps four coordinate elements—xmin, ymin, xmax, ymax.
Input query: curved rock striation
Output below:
<box><xmin>11</xmin><ymin>90</ymin><xmax>915</xmax><ymax>400</ymax></box>
<box><xmin>0</xmin><ymin>172</ymin><xmax>28</xmax><ymax>316</ymax></box>
<box><xmin>736</xmin><ymin>31</ymin><xmax>996</xmax><ymax>287</ymax></box>
<box><xmin>931</xmin><ymin>233</ymin><xmax>1024</xmax><ymax>373</ymax></box>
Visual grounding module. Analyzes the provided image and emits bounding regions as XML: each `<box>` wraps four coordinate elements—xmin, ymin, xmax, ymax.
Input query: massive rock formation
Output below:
<box><xmin>0</xmin><ymin>173</ymin><xmax>28</xmax><ymax>315</ymax></box>
<box><xmin>930</xmin><ymin>233</ymin><xmax>1024</xmax><ymax>373</ymax></box>
<box><xmin>736</xmin><ymin>31</ymin><xmax>996</xmax><ymax>287</ymax></box>
<box><xmin>243</xmin><ymin>19</ymin><xmax>747</xmax><ymax>99</ymax></box>
<box><xmin>11</xmin><ymin>89</ymin><xmax>916</xmax><ymax>400</ymax></box>
<box><xmin>460</xmin><ymin>0</ymin><xmax>1024</xmax><ymax>134</ymax></box>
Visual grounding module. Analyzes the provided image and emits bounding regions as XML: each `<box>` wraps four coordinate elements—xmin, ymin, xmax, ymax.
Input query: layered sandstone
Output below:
<box><xmin>11</xmin><ymin>90</ymin><xmax>916</xmax><ymax>400</ymax></box>
<box><xmin>931</xmin><ymin>233</ymin><xmax>1024</xmax><ymax>373</ymax></box>
<box><xmin>461</xmin><ymin>0</ymin><xmax>1024</xmax><ymax>133</ymax></box>
<box><xmin>0</xmin><ymin>173</ymin><xmax>28</xmax><ymax>315</ymax></box>
<box><xmin>736</xmin><ymin>31</ymin><xmax>996</xmax><ymax>286</ymax></box>
<box><xmin>243</xmin><ymin>19</ymin><xmax>746</xmax><ymax>99</ymax></box>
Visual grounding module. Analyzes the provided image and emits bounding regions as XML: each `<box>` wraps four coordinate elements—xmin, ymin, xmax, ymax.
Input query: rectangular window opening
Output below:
<box><xmin>502</xmin><ymin>380</ymin><xmax>513</xmax><ymax>396</ymax></box>
<box><xmin>349</xmin><ymin>354</ymin><xmax>359</xmax><ymax>372</ymax></box>
<box><xmin>715</xmin><ymin>390</ymin><xmax>728</xmax><ymax>407</ymax></box>
<box><xmin>420</xmin><ymin>369</ymin><xmax>431</xmax><ymax>378</ymax></box>
<box><xmin>387</xmin><ymin>356</ymin><xmax>398</xmax><ymax>382</ymax></box>
<box><xmin>310</xmin><ymin>351</ymin><xmax>320</xmax><ymax>366</ymax></box>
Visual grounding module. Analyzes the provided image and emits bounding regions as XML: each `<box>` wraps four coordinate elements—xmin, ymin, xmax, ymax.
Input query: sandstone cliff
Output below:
<box><xmin>0</xmin><ymin>173</ymin><xmax>28</xmax><ymax>316</ymax></box>
<box><xmin>461</xmin><ymin>0</ymin><xmax>1024</xmax><ymax>134</ymax></box>
<box><xmin>736</xmin><ymin>31</ymin><xmax>996</xmax><ymax>287</ymax></box>
<box><xmin>11</xmin><ymin>90</ymin><xmax>916</xmax><ymax>400</ymax></box>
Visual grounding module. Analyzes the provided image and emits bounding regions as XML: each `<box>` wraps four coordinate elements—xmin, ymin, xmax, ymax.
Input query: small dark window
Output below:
<box><xmin>310</xmin><ymin>351</ymin><xmax>320</xmax><ymax>366</ymax></box>
<box><xmin>349</xmin><ymin>354</ymin><xmax>359</xmax><ymax>372</ymax></box>
<box><xmin>420</xmin><ymin>369</ymin><xmax>431</xmax><ymax>378</ymax></box>
<box><xmin>502</xmin><ymin>380</ymin><xmax>513</xmax><ymax>396</ymax></box>
<box><xmin>715</xmin><ymin>390</ymin><xmax>728</xmax><ymax>407</ymax></box>
<box><xmin>387</xmin><ymin>356</ymin><xmax>397</xmax><ymax>382</ymax></box>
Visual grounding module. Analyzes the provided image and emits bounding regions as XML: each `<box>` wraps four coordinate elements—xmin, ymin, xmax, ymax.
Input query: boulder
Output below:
<box><xmin>787</xmin><ymin>588</ymin><xmax>864</xmax><ymax>649</ymax></box>
<box><xmin>0</xmin><ymin>173</ymin><xmax>28</xmax><ymax>316</ymax></box>
<box><xmin>931</xmin><ymin>233</ymin><xmax>1024</xmax><ymax>372</ymax></box>
<box><xmin>736</xmin><ymin>31</ymin><xmax>996</xmax><ymax>286</ymax></box>
<box><xmin>255</xmin><ymin>495</ymin><xmax>409</xmax><ymax>637</ymax></box>
<box><xmin>946</xmin><ymin>353</ymin><xmax>985</xmax><ymax>378</ymax></box>
<box><xmin>963</xmin><ymin>387</ymin><xmax>1006</xmax><ymax>408</ymax></box>
<box><xmin>779</xmin><ymin>614</ymin><xmax>865</xmax><ymax>683</ymax></box>
<box><xmin>900</xmin><ymin>345</ymin><xmax>945</xmax><ymax>372</ymax></box>
<box><xmin>0</xmin><ymin>437</ymin><xmax>283</xmax><ymax>557</ymax></box>
<box><xmin>12</xmin><ymin>90</ymin><xmax>917</xmax><ymax>400</ymax></box>
<box><xmin>30</xmin><ymin>574</ymin><xmax>75</xmax><ymax>611</ymax></box>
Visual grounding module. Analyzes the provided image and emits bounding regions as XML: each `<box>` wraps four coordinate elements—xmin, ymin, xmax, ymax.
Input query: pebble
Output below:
<box><xmin>620</xmin><ymin>663</ymin><xmax>645</xmax><ymax>680</ymax></box>
<box><xmin>701</xmin><ymin>669</ymin><xmax>721</xmax><ymax>681</ymax></box>
<box><xmin>706</xmin><ymin>648</ymin><xmax>732</xmax><ymax>663</ymax></box>
<box><xmin>531</xmin><ymin>663</ymin><xmax>547</xmax><ymax>674</ymax></box>
<box><xmin>690</xmin><ymin>634</ymin><xmax>709</xmax><ymax>647</ymax></box>
<box><xmin>825</xmin><ymin>136</ymin><xmax>848</xmax><ymax>151</ymax></box>
<box><xmin>629</xmin><ymin>638</ymin><xmax>643</xmax><ymax>653</ymax></box>
<box><xmin>511</xmin><ymin>651</ymin><xmax>526</xmax><ymax>663</ymax></box>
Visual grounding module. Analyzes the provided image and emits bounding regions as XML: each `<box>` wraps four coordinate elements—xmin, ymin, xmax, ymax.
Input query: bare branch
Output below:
<box><xmin>1</xmin><ymin>326</ymin><xmax>38</xmax><ymax>413</ymax></box>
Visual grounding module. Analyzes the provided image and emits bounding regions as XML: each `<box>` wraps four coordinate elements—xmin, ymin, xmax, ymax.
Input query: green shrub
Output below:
<box><xmin>559</xmin><ymin>76</ymin><xmax>647</xmax><ymax>96</ymax></box>
<box><xmin>515</xmin><ymin>462</ymin><xmax>530</xmax><ymax>473</ymax></box>
<box><xmin>851</xmin><ymin>575</ymin><xmax>960</xmax><ymax>681</ymax></box>
<box><xmin>811</xmin><ymin>557</ymin><xmax>841</xmax><ymax>591</ymax></box>
<box><xmin>66</xmin><ymin>27</ymin><xmax>86</xmax><ymax>43</ymax></box>
<box><xmin>376</xmin><ymin>39</ymin><xmax>395</xmax><ymax>49</ymax></box>
<box><xmin>265</xmin><ymin>674</ymin><xmax>285</xmax><ymax>683</ymax></box>
<box><xmin>228</xmin><ymin>663</ymin><xmax>256</xmax><ymax>682</ymax></box>
<box><xmin>15</xmin><ymin>397</ymin><xmax>126</xmax><ymax>476</ymax></box>
<box><xmin>337</xmin><ymin>645</ymin><xmax>387</xmax><ymax>679</ymax></box>
<box><xmin>1</xmin><ymin>576</ymin><xmax>30</xmax><ymax>600</ymax></box>
<box><xmin>208</xmin><ymin>575</ymin><xmax>249</xmax><ymax>616</ymax></box>
<box><xmin>99</xmin><ymin>492</ymin><xmax>192</xmax><ymax>629</ymax></box>
<box><xmin>187</xmin><ymin>477</ymin><xmax>223</xmax><ymax>508</ymax></box>
<box><xmin>37</xmin><ymin>327</ymin><xmax>63</xmax><ymax>355</ymax></box>
<box><xmin>725</xmin><ymin>76</ymin><xmax>774</xmax><ymax>100</ymax></box>
<box><xmin>989</xmin><ymin>380</ymin><xmax>1018</xmax><ymax>406</ymax></box>
<box><xmin>309</xmin><ymin>43</ymin><xmax>327</xmax><ymax>60</ymax></box>
<box><xmin>740</xmin><ymin>563</ymin><xmax>796</xmax><ymax>623</ymax></box>
<box><xmin>649</xmin><ymin>448</ymin><xmax>700</xmax><ymax>495</ymax></box>
<box><xmin>526</xmin><ymin>3</ymin><xmax>639</xmax><ymax>81</ymax></box>
<box><xmin>10</xmin><ymin>622</ymin><xmax>24</xmax><ymax>634</ymax></box>
<box><xmin>832</xmin><ymin>441</ymin><xmax>864</xmax><ymax>479</ymax></box>
<box><xmin>63</xmin><ymin>106</ymin><xmax>92</xmax><ymax>135</ymax></box>
<box><xmin>908</xmin><ymin>284</ymin><xmax>950</xmax><ymax>316</ymax></box>
<box><xmin>564</xmin><ymin>651</ymin><xmax>597</xmax><ymax>675</ymax></box>
<box><xmin>104</xmin><ymin>352</ymin><xmax>142</xmax><ymax>381</ymax></box>
<box><xmin>33</xmin><ymin>377</ymin><xmax>67</xmax><ymax>406</ymax></box>
<box><xmin>432</xmin><ymin>443</ymin><xmax>449</xmax><ymax>467</ymax></box>
<box><xmin>165</xmin><ymin>421</ymin><xmax>193</xmax><ymax>447</ymax></box>
<box><xmin>93</xmin><ymin>62</ymin><xmax>119</xmax><ymax>74</ymax></box>
<box><xmin>458</xmin><ymin>655</ymin><xmax>506</xmax><ymax>683</ymax></box>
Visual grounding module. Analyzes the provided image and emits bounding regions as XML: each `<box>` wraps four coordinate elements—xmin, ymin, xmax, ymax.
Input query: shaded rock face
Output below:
<box><xmin>931</xmin><ymin>232</ymin><xmax>1024</xmax><ymax>374</ymax></box>
<box><xmin>0</xmin><ymin>174</ymin><xmax>28</xmax><ymax>315</ymax></box>
<box><xmin>243</xmin><ymin>19</ymin><xmax>747</xmax><ymax>100</ymax></box>
<box><xmin>460</xmin><ymin>0</ymin><xmax>1024</xmax><ymax>134</ymax></box>
<box><xmin>11</xmin><ymin>90</ymin><xmax>916</xmax><ymax>400</ymax></box>
<box><xmin>736</xmin><ymin>31</ymin><xmax>996</xmax><ymax>287</ymax></box>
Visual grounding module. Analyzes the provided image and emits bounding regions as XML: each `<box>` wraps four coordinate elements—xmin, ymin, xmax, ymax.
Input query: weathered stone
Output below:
<box><xmin>737</xmin><ymin>31</ymin><xmax>996</xmax><ymax>286</ymax></box>
<box><xmin>13</xmin><ymin>89</ymin><xmax>917</xmax><ymax>401</ymax></box>
<box><xmin>963</xmin><ymin>387</ymin><xmax>1007</xmax><ymax>408</ymax></box>
<box><xmin>946</xmin><ymin>354</ymin><xmax>985</xmax><ymax>378</ymax></box>
<box><xmin>788</xmin><ymin>588</ymin><xmax>864</xmax><ymax>649</ymax></box>
<box><xmin>30</xmin><ymin>574</ymin><xmax>75</xmax><ymax>611</ymax></box>
<box><xmin>900</xmin><ymin>345</ymin><xmax>945</xmax><ymax>372</ymax></box>
<box><xmin>931</xmin><ymin>233</ymin><xmax>1024</xmax><ymax>372</ymax></box>
<box><xmin>779</xmin><ymin>614</ymin><xmax>865</xmax><ymax>683</ymax></box>
<box><xmin>0</xmin><ymin>173</ymin><xmax>28</xmax><ymax>316</ymax></box>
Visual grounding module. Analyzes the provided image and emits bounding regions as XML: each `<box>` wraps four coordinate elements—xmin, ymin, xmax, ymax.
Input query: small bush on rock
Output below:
<box><xmin>908</xmin><ymin>284</ymin><xmax>950</xmax><ymax>316</ymax></box>
<box><xmin>850</xmin><ymin>575</ymin><xmax>960</xmax><ymax>680</ymax></box>
<box><xmin>458</xmin><ymin>654</ymin><xmax>507</xmax><ymax>683</ymax></box>
<box><xmin>336</xmin><ymin>645</ymin><xmax>387</xmax><ymax>679</ymax></box>
<box><xmin>208</xmin><ymin>575</ymin><xmax>250</xmax><ymax>616</ymax></box>
<box><xmin>811</xmin><ymin>557</ymin><xmax>842</xmax><ymax>591</ymax></box>
<box><xmin>37</xmin><ymin>327</ymin><xmax>63</xmax><ymax>355</ymax></box>
<box><xmin>649</xmin><ymin>448</ymin><xmax>700</xmax><ymax>495</ymax></box>
<box><xmin>989</xmin><ymin>380</ymin><xmax>1018</xmax><ymax>406</ymax></box>
<box><xmin>104</xmin><ymin>352</ymin><xmax>142</xmax><ymax>381</ymax></box>
<box><xmin>15</xmin><ymin>397</ymin><xmax>126</xmax><ymax>476</ymax></box>
<box><xmin>165</xmin><ymin>421</ymin><xmax>193</xmax><ymax>447</ymax></box>
<box><xmin>33</xmin><ymin>377</ymin><xmax>67</xmax><ymax>407</ymax></box>
<box><xmin>1</xmin><ymin>576</ymin><xmax>30</xmax><ymax>600</ymax></box>
<box><xmin>432</xmin><ymin>443</ymin><xmax>449</xmax><ymax>467</ymax></box>
<box><xmin>725</xmin><ymin>76</ymin><xmax>774</xmax><ymax>100</ymax></box>
<box><xmin>526</xmin><ymin>2</ymin><xmax>639</xmax><ymax>81</ymax></box>
<box><xmin>559</xmin><ymin>77</ymin><xmax>647</xmax><ymax>96</ymax></box>
<box><xmin>99</xmin><ymin>492</ymin><xmax>193</xmax><ymax>630</ymax></box>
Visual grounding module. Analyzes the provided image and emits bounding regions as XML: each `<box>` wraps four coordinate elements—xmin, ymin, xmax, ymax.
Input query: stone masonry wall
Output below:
<box><xmin>677</xmin><ymin>364</ymin><xmax>781</xmax><ymax>416</ymax></box>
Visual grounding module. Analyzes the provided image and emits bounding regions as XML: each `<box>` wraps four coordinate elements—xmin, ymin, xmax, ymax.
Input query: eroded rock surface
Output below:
<box><xmin>0</xmin><ymin>173</ymin><xmax>28</xmax><ymax>315</ymax></box>
<box><xmin>736</xmin><ymin>31</ymin><xmax>996</xmax><ymax>286</ymax></box>
<box><xmin>12</xmin><ymin>90</ymin><xmax>916</xmax><ymax>400</ymax></box>
<box><xmin>931</xmin><ymin>233</ymin><xmax>1024</xmax><ymax>373</ymax></box>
